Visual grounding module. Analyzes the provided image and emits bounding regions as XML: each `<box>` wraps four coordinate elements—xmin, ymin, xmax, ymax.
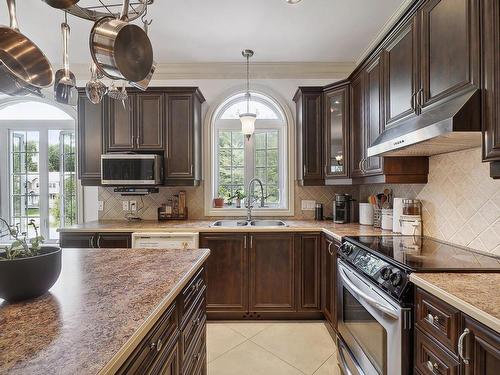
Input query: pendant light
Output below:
<box><xmin>240</xmin><ymin>49</ymin><xmax>256</xmax><ymax>140</ymax></box>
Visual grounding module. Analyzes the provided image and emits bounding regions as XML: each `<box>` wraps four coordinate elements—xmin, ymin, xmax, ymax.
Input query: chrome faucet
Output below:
<box><xmin>245</xmin><ymin>178</ymin><xmax>265</xmax><ymax>221</ymax></box>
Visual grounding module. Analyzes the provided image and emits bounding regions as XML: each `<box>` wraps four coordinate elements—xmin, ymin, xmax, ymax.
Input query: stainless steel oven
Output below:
<box><xmin>337</xmin><ymin>259</ymin><xmax>411</xmax><ymax>375</ymax></box>
<box><xmin>101</xmin><ymin>154</ymin><xmax>163</xmax><ymax>185</ymax></box>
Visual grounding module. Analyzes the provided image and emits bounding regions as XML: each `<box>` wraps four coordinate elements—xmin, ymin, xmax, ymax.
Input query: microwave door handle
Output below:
<box><xmin>338</xmin><ymin>264</ymin><xmax>399</xmax><ymax>319</ymax></box>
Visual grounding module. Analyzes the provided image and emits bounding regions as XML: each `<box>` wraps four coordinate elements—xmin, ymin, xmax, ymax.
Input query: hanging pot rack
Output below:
<box><xmin>63</xmin><ymin>0</ymin><xmax>153</xmax><ymax>22</ymax></box>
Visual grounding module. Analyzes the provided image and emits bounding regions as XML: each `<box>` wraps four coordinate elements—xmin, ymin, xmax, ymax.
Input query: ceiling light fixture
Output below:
<box><xmin>240</xmin><ymin>49</ymin><xmax>256</xmax><ymax>140</ymax></box>
<box><xmin>286</xmin><ymin>0</ymin><xmax>303</xmax><ymax>4</ymax></box>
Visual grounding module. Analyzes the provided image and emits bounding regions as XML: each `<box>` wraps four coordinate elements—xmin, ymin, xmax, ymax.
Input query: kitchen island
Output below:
<box><xmin>0</xmin><ymin>247</ymin><xmax>210</xmax><ymax>374</ymax></box>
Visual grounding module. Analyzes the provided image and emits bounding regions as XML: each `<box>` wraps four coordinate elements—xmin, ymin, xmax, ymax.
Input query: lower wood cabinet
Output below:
<box><xmin>321</xmin><ymin>233</ymin><xmax>338</xmax><ymax>331</ymax></box>
<box><xmin>414</xmin><ymin>287</ymin><xmax>500</xmax><ymax>375</ymax></box>
<box><xmin>201</xmin><ymin>232</ymin><xmax>322</xmax><ymax>319</ymax></box>
<box><xmin>60</xmin><ymin>232</ymin><xmax>132</xmax><ymax>248</ymax></box>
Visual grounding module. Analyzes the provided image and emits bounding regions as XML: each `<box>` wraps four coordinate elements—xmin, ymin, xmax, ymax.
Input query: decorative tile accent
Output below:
<box><xmin>360</xmin><ymin>148</ymin><xmax>500</xmax><ymax>255</ymax></box>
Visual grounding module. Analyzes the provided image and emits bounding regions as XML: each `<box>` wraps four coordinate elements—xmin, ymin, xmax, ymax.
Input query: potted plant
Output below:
<box><xmin>214</xmin><ymin>187</ymin><xmax>229</xmax><ymax>208</ymax></box>
<box><xmin>0</xmin><ymin>218</ymin><xmax>61</xmax><ymax>302</ymax></box>
<box><xmin>230</xmin><ymin>190</ymin><xmax>246</xmax><ymax>208</ymax></box>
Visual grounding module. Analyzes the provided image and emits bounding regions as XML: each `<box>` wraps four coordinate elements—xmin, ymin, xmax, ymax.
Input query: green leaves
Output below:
<box><xmin>0</xmin><ymin>217</ymin><xmax>44</xmax><ymax>260</ymax></box>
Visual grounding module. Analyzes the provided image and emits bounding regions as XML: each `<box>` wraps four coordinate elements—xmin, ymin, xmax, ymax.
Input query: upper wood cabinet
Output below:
<box><xmin>104</xmin><ymin>92</ymin><xmax>164</xmax><ymax>152</ymax></box>
<box><xmin>164</xmin><ymin>89</ymin><xmax>204</xmax><ymax>186</ymax></box>
<box><xmin>481</xmin><ymin>0</ymin><xmax>500</xmax><ymax>178</ymax></box>
<box><xmin>419</xmin><ymin>0</ymin><xmax>479</xmax><ymax>110</ymax></box>
<box><xmin>324</xmin><ymin>83</ymin><xmax>350</xmax><ymax>179</ymax></box>
<box><xmin>350</xmin><ymin>73</ymin><xmax>365</xmax><ymax>179</ymax></box>
<box><xmin>383</xmin><ymin>16</ymin><xmax>419</xmax><ymax>126</ymax></box>
<box><xmin>294</xmin><ymin>87</ymin><xmax>324</xmax><ymax>185</ymax></box>
<box><xmin>77</xmin><ymin>90</ymin><xmax>105</xmax><ymax>186</ymax></box>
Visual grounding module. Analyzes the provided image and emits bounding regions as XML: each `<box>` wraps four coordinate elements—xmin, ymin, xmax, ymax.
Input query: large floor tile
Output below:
<box><xmin>251</xmin><ymin>323</ymin><xmax>336</xmax><ymax>374</ymax></box>
<box><xmin>224</xmin><ymin>322</ymin><xmax>274</xmax><ymax>339</ymax></box>
<box><xmin>313</xmin><ymin>354</ymin><xmax>341</xmax><ymax>375</ymax></box>
<box><xmin>206</xmin><ymin>323</ymin><xmax>247</xmax><ymax>363</ymax></box>
<box><xmin>208</xmin><ymin>340</ymin><xmax>303</xmax><ymax>375</ymax></box>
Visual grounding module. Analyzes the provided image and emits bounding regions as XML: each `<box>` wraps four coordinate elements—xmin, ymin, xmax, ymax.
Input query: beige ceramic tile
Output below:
<box><xmin>251</xmin><ymin>322</ymin><xmax>336</xmax><ymax>374</ymax></box>
<box><xmin>223</xmin><ymin>322</ymin><xmax>274</xmax><ymax>339</ymax></box>
<box><xmin>206</xmin><ymin>323</ymin><xmax>247</xmax><ymax>363</ymax></box>
<box><xmin>313</xmin><ymin>354</ymin><xmax>341</xmax><ymax>375</ymax></box>
<box><xmin>208</xmin><ymin>340</ymin><xmax>303</xmax><ymax>375</ymax></box>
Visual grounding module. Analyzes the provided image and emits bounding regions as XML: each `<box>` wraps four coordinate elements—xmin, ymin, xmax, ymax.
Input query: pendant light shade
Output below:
<box><xmin>240</xmin><ymin>49</ymin><xmax>256</xmax><ymax>139</ymax></box>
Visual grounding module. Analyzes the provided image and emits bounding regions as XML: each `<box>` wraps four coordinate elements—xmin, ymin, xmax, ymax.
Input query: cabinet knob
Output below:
<box><xmin>150</xmin><ymin>338</ymin><xmax>163</xmax><ymax>352</ymax></box>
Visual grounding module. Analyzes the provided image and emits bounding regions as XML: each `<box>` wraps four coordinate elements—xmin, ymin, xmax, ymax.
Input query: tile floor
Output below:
<box><xmin>207</xmin><ymin>321</ymin><xmax>340</xmax><ymax>375</ymax></box>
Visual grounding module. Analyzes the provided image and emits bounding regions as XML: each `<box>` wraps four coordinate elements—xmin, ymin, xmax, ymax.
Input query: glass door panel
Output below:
<box><xmin>325</xmin><ymin>87</ymin><xmax>348</xmax><ymax>177</ymax></box>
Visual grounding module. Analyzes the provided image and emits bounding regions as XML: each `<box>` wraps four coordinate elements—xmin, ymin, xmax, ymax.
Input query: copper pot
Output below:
<box><xmin>89</xmin><ymin>0</ymin><xmax>153</xmax><ymax>82</ymax></box>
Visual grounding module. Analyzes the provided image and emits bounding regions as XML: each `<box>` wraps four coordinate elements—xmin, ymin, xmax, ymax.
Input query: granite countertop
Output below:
<box><xmin>58</xmin><ymin>220</ymin><xmax>392</xmax><ymax>241</ymax></box>
<box><xmin>0</xmin><ymin>248</ymin><xmax>210</xmax><ymax>375</ymax></box>
<box><xmin>410</xmin><ymin>273</ymin><xmax>500</xmax><ymax>333</ymax></box>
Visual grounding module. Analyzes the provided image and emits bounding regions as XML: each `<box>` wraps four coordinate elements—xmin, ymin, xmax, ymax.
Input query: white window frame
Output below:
<box><xmin>204</xmin><ymin>87</ymin><xmax>295</xmax><ymax>217</ymax></box>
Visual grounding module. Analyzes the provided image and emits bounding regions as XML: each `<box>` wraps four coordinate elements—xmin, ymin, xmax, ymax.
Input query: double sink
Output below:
<box><xmin>211</xmin><ymin>219</ymin><xmax>288</xmax><ymax>228</ymax></box>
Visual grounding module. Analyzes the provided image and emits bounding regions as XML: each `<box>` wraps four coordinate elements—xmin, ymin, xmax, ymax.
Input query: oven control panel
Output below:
<box><xmin>340</xmin><ymin>241</ymin><xmax>410</xmax><ymax>302</ymax></box>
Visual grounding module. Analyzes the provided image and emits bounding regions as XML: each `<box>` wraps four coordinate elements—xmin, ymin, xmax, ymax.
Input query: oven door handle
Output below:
<box><xmin>338</xmin><ymin>263</ymin><xmax>399</xmax><ymax>319</ymax></box>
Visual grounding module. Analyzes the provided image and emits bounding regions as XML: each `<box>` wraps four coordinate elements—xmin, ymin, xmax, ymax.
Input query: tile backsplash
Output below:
<box><xmin>360</xmin><ymin>148</ymin><xmax>500</xmax><ymax>255</ymax></box>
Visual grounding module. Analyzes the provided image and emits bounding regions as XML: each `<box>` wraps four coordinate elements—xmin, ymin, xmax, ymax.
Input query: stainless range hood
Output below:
<box><xmin>367</xmin><ymin>89</ymin><xmax>481</xmax><ymax>157</ymax></box>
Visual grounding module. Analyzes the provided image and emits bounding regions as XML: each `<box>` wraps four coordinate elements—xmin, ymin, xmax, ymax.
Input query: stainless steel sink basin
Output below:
<box><xmin>210</xmin><ymin>220</ymin><xmax>249</xmax><ymax>227</ymax></box>
<box><xmin>249</xmin><ymin>220</ymin><xmax>288</xmax><ymax>227</ymax></box>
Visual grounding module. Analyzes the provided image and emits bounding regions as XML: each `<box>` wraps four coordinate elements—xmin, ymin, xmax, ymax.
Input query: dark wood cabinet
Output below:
<box><xmin>481</xmin><ymin>0</ymin><xmax>500</xmax><ymax>177</ymax></box>
<box><xmin>200</xmin><ymin>233</ymin><xmax>248</xmax><ymax>313</ymax></box>
<box><xmin>419</xmin><ymin>0</ymin><xmax>479</xmax><ymax>110</ymax></box>
<box><xmin>321</xmin><ymin>234</ymin><xmax>338</xmax><ymax>330</ymax></box>
<box><xmin>105</xmin><ymin>94</ymin><xmax>136</xmax><ymax>151</ymax></box>
<box><xmin>383</xmin><ymin>17</ymin><xmax>419</xmax><ymax>126</ymax></box>
<box><xmin>350</xmin><ymin>73</ymin><xmax>365</xmax><ymax>178</ymax></box>
<box><xmin>77</xmin><ymin>90</ymin><xmax>105</xmax><ymax>186</ymax></box>
<box><xmin>294</xmin><ymin>87</ymin><xmax>324</xmax><ymax>185</ymax></box>
<box><xmin>462</xmin><ymin>316</ymin><xmax>500</xmax><ymax>375</ymax></box>
<box><xmin>296</xmin><ymin>233</ymin><xmax>321</xmax><ymax>311</ymax></box>
<box><xmin>136</xmin><ymin>93</ymin><xmax>165</xmax><ymax>151</ymax></box>
<box><xmin>249</xmin><ymin>233</ymin><xmax>296</xmax><ymax>312</ymax></box>
<box><xmin>60</xmin><ymin>232</ymin><xmax>131</xmax><ymax>248</ymax></box>
<box><xmin>324</xmin><ymin>83</ymin><xmax>350</xmax><ymax>179</ymax></box>
<box><xmin>164</xmin><ymin>89</ymin><xmax>204</xmax><ymax>186</ymax></box>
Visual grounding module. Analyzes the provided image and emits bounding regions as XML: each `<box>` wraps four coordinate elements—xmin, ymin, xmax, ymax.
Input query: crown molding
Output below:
<box><xmin>355</xmin><ymin>0</ymin><xmax>414</xmax><ymax>66</ymax></box>
<box><xmin>71</xmin><ymin>61</ymin><xmax>355</xmax><ymax>81</ymax></box>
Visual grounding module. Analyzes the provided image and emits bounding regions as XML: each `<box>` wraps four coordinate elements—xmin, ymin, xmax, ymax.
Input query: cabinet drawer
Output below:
<box><xmin>181</xmin><ymin>294</ymin><xmax>206</xmax><ymax>360</ymax></box>
<box><xmin>415</xmin><ymin>288</ymin><xmax>460</xmax><ymax>354</ymax></box>
<box><xmin>183</xmin><ymin>329</ymin><xmax>206</xmax><ymax>375</ymax></box>
<box><xmin>118</xmin><ymin>302</ymin><xmax>179</xmax><ymax>374</ymax></box>
<box><xmin>415</xmin><ymin>328</ymin><xmax>460</xmax><ymax>375</ymax></box>
<box><xmin>180</xmin><ymin>268</ymin><xmax>206</xmax><ymax>325</ymax></box>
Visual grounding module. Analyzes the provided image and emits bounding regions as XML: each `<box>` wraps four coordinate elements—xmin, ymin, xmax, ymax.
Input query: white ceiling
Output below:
<box><xmin>1</xmin><ymin>0</ymin><xmax>405</xmax><ymax>66</ymax></box>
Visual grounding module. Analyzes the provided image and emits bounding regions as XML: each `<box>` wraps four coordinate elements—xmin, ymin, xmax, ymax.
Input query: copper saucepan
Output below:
<box><xmin>0</xmin><ymin>0</ymin><xmax>54</xmax><ymax>96</ymax></box>
<box><xmin>89</xmin><ymin>0</ymin><xmax>153</xmax><ymax>82</ymax></box>
<box><xmin>43</xmin><ymin>0</ymin><xmax>79</xmax><ymax>9</ymax></box>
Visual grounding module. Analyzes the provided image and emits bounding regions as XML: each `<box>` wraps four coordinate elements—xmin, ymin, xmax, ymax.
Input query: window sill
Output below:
<box><xmin>205</xmin><ymin>207</ymin><xmax>294</xmax><ymax>217</ymax></box>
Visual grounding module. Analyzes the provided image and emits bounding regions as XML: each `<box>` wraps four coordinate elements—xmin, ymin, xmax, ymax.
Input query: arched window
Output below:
<box><xmin>208</xmin><ymin>91</ymin><xmax>291</xmax><ymax>214</ymax></box>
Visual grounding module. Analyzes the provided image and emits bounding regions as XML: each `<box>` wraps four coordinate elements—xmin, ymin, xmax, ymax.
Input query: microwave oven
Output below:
<box><xmin>101</xmin><ymin>154</ymin><xmax>163</xmax><ymax>185</ymax></box>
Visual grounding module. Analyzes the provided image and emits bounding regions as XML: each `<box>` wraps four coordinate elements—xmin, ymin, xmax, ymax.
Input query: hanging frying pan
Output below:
<box><xmin>0</xmin><ymin>0</ymin><xmax>54</xmax><ymax>96</ymax></box>
<box><xmin>89</xmin><ymin>0</ymin><xmax>153</xmax><ymax>82</ymax></box>
<box><xmin>43</xmin><ymin>0</ymin><xmax>79</xmax><ymax>9</ymax></box>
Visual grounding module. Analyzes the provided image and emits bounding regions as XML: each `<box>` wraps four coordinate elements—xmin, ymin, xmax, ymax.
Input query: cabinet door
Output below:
<box><xmin>249</xmin><ymin>233</ymin><xmax>295</xmax><ymax>311</ymax></box>
<box><xmin>383</xmin><ymin>17</ymin><xmax>419</xmax><ymax>126</ymax></box>
<box><xmin>200</xmin><ymin>234</ymin><xmax>248</xmax><ymax>312</ymax></box>
<box><xmin>95</xmin><ymin>233</ymin><xmax>132</xmax><ymax>248</ymax></box>
<box><xmin>297</xmin><ymin>234</ymin><xmax>321</xmax><ymax>311</ymax></box>
<box><xmin>364</xmin><ymin>56</ymin><xmax>384</xmax><ymax>175</ymax></box>
<box><xmin>420</xmin><ymin>0</ymin><xmax>479</xmax><ymax>108</ymax></box>
<box><xmin>60</xmin><ymin>232</ymin><xmax>96</xmax><ymax>248</ymax></box>
<box><xmin>462</xmin><ymin>316</ymin><xmax>500</xmax><ymax>375</ymax></box>
<box><xmin>481</xmin><ymin>0</ymin><xmax>500</xmax><ymax>162</ymax></box>
<box><xmin>136</xmin><ymin>93</ymin><xmax>164</xmax><ymax>151</ymax></box>
<box><xmin>77</xmin><ymin>92</ymin><xmax>104</xmax><ymax>185</ymax></box>
<box><xmin>105</xmin><ymin>94</ymin><xmax>136</xmax><ymax>151</ymax></box>
<box><xmin>165</xmin><ymin>93</ymin><xmax>195</xmax><ymax>182</ymax></box>
<box><xmin>350</xmin><ymin>73</ymin><xmax>365</xmax><ymax>177</ymax></box>
<box><xmin>325</xmin><ymin>86</ymin><xmax>349</xmax><ymax>178</ymax></box>
<box><xmin>322</xmin><ymin>235</ymin><xmax>337</xmax><ymax>327</ymax></box>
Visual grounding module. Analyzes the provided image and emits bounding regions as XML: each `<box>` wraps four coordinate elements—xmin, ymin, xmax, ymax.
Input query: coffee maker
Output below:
<box><xmin>333</xmin><ymin>194</ymin><xmax>356</xmax><ymax>224</ymax></box>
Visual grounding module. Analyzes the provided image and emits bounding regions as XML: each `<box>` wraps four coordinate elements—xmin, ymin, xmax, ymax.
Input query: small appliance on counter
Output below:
<box><xmin>158</xmin><ymin>191</ymin><xmax>188</xmax><ymax>221</ymax></box>
<box><xmin>314</xmin><ymin>203</ymin><xmax>324</xmax><ymax>221</ymax></box>
<box><xmin>333</xmin><ymin>194</ymin><xmax>356</xmax><ymax>224</ymax></box>
<box><xmin>399</xmin><ymin>199</ymin><xmax>422</xmax><ymax>236</ymax></box>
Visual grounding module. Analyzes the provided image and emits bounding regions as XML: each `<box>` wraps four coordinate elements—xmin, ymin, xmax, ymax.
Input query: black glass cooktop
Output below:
<box><xmin>345</xmin><ymin>236</ymin><xmax>500</xmax><ymax>272</ymax></box>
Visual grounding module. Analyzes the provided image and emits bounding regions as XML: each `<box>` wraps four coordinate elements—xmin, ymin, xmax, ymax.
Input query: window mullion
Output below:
<box><xmin>244</xmin><ymin>137</ymin><xmax>254</xmax><ymax>195</ymax></box>
<box><xmin>39</xmin><ymin>130</ymin><xmax>49</xmax><ymax>239</ymax></box>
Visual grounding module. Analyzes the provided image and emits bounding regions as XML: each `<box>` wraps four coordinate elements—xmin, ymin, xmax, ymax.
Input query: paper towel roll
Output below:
<box><xmin>393</xmin><ymin>198</ymin><xmax>404</xmax><ymax>233</ymax></box>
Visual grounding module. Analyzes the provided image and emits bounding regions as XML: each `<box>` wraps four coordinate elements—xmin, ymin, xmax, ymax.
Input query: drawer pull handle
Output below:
<box><xmin>150</xmin><ymin>338</ymin><xmax>163</xmax><ymax>352</ymax></box>
<box><xmin>426</xmin><ymin>314</ymin><xmax>439</xmax><ymax>325</ymax></box>
<box><xmin>192</xmin><ymin>317</ymin><xmax>200</xmax><ymax>326</ymax></box>
<box><xmin>458</xmin><ymin>328</ymin><xmax>470</xmax><ymax>365</ymax></box>
<box><xmin>426</xmin><ymin>360</ymin><xmax>439</xmax><ymax>373</ymax></box>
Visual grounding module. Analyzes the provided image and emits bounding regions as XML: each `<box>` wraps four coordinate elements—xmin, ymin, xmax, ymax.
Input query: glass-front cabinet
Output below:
<box><xmin>324</xmin><ymin>84</ymin><xmax>349</xmax><ymax>178</ymax></box>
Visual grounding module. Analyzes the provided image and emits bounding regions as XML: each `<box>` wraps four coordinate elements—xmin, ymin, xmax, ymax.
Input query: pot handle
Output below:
<box><xmin>61</xmin><ymin>22</ymin><xmax>70</xmax><ymax>76</ymax></box>
<box><xmin>120</xmin><ymin>0</ymin><xmax>130</xmax><ymax>21</ymax></box>
<box><xmin>6</xmin><ymin>0</ymin><xmax>19</xmax><ymax>31</ymax></box>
